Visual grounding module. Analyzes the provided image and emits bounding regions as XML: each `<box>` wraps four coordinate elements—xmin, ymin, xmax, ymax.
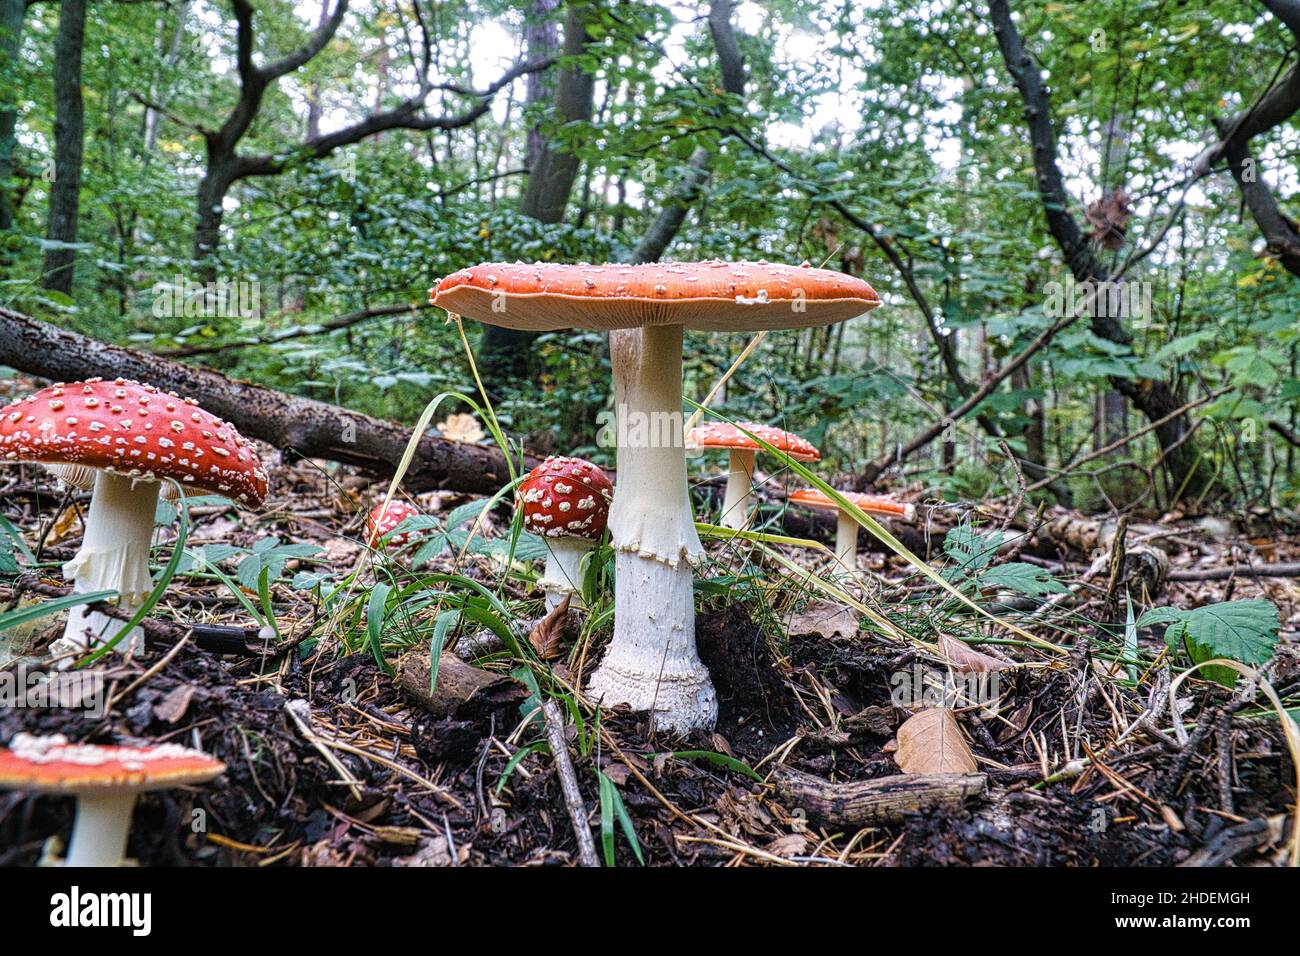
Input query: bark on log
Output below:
<box><xmin>772</xmin><ymin>766</ymin><xmax>987</xmax><ymax>828</ymax></box>
<box><xmin>0</xmin><ymin>307</ymin><xmax>531</xmax><ymax>495</ymax></box>
<box><xmin>397</xmin><ymin>651</ymin><xmax>526</xmax><ymax>719</ymax></box>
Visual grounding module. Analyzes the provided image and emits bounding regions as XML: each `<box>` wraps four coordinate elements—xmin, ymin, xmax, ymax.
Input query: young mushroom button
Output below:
<box><xmin>366</xmin><ymin>499</ymin><xmax>423</xmax><ymax>548</ymax></box>
<box><xmin>687</xmin><ymin>421</ymin><xmax>820</xmax><ymax>531</ymax></box>
<box><xmin>433</xmin><ymin>261</ymin><xmax>879</xmax><ymax>733</ymax></box>
<box><xmin>518</xmin><ymin>456</ymin><xmax>612</xmax><ymax>612</ymax></box>
<box><xmin>0</xmin><ymin>378</ymin><xmax>268</xmax><ymax>658</ymax></box>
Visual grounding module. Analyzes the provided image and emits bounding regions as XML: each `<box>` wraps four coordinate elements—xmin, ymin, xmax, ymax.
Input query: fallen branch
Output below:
<box><xmin>771</xmin><ymin>765</ymin><xmax>987</xmax><ymax>827</ymax></box>
<box><xmin>0</xmin><ymin>306</ymin><xmax>532</xmax><ymax>495</ymax></box>
<box><xmin>542</xmin><ymin>699</ymin><xmax>600</xmax><ymax>867</ymax></box>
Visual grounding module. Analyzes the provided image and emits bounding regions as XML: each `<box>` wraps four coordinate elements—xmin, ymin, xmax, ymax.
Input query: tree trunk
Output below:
<box><xmin>0</xmin><ymin>307</ymin><xmax>534</xmax><ymax>495</ymax></box>
<box><xmin>40</xmin><ymin>0</ymin><xmax>87</xmax><ymax>295</ymax></box>
<box><xmin>478</xmin><ymin>1</ymin><xmax>596</xmax><ymax>381</ymax></box>
<box><xmin>0</xmin><ymin>0</ymin><xmax>25</xmax><ymax>234</ymax></box>
<box><xmin>194</xmin><ymin>155</ymin><xmax>237</xmax><ymax>281</ymax></box>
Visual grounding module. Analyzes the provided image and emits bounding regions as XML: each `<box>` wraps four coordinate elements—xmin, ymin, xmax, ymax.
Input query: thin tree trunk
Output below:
<box><xmin>40</xmin><ymin>0</ymin><xmax>87</xmax><ymax>295</ymax></box>
<box><xmin>479</xmin><ymin>0</ymin><xmax>596</xmax><ymax>380</ymax></box>
<box><xmin>0</xmin><ymin>0</ymin><xmax>26</xmax><ymax>234</ymax></box>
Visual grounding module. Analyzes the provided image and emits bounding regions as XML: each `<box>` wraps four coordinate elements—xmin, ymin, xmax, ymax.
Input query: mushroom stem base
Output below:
<box><xmin>586</xmin><ymin>550</ymin><xmax>717</xmax><ymax>733</ymax></box>
<box><xmin>66</xmin><ymin>792</ymin><xmax>136</xmax><ymax>867</ymax></box>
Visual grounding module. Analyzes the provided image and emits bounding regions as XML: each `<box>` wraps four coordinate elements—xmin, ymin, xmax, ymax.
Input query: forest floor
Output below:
<box><xmin>1</xmin><ymin>432</ymin><xmax>1298</xmax><ymax>867</ymax></box>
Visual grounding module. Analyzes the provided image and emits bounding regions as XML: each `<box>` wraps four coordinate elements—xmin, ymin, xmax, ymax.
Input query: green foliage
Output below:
<box><xmin>1139</xmin><ymin>599</ymin><xmax>1281</xmax><ymax>686</ymax></box>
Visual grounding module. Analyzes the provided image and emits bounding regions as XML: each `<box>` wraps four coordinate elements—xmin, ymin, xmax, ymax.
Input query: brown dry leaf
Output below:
<box><xmin>894</xmin><ymin>708</ymin><xmax>978</xmax><ymax>774</ymax></box>
<box><xmin>938</xmin><ymin>633</ymin><xmax>1011</xmax><ymax>673</ymax></box>
<box><xmin>787</xmin><ymin>601</ymin><xmax>859</xmax><ymax>640</ymax></box>
<box><xmin>767</xmin><ymin>833</ymin><xmax>809</xmax><ymax>858</ymax></box>
<box><xmin>437</xmin><ymin>413</ymin><xmax>485</xmax><ymax>444</ymax></box>
<box><xmin>1085</xmin><ymin>187</ymin><xmax>1133</xmax><ymax>250</ymax></box>
<box><xmin>153</xmin><ymin>684</ymin><xmax>195</xmax><ymax>724</ymax></box>
<box><xmin>45</xmin><ymin>503</ymin><xmax>84</xmax><ymax>546</ymax></box>
<box><xmin>528</xmin><ymin>595</ymin><xmax>570</xmax><ymax>660</ymax></box>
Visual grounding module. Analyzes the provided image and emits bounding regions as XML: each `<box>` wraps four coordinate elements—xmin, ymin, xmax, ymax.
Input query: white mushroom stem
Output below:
<box><xmin>66</xmin><ymin>791</ymin><xmax>137</xmax><ymax>867</ymax></box>
<box><xmin>60</xmin><ymin>471</ymin><xmax>159</xmax><ymax>657</ymax></box>
<box><xmin>720</xmin><ymin>448</ymin><xmax>756</xmax><ymax>531</ymax></box>
<box><xmin>539</xmin><ymin>538</ymin><xmax>595</xmax><ymax>611</ymax></box>
<box><xmin>588</xmin><ymin>325</ymin><xmax>716</xmax><ymax>733</ymax></box>
<box><xmin>835</xmin><ymin>510</ymin><xmax>859</xmax><ymax>567</ymax></box>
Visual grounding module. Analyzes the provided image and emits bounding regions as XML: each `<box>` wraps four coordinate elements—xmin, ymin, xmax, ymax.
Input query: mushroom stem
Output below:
<box><xmin>66</xmin><ymin>791</ymin><xmax>137</xmax><ymax>867</ymax></box>
<box><xmin>720</xmin><ymin>448</ymin><xmax>757</xmax><ymax>531</ymax></box>
<box><xmin>835</xmin><ymin>510</ymin><xmax>859</xmax><ymax>567</ymax></box>
<box><xmin>540</xmin><ymin>538</ymin><xmax>595</xmax><ymax>611</ymax></box>
<box><xmin>60</xmin><ymin>471</ymin><xmax>158</xmax><ymax>656</ymax></box>
<box><xmin>589</xmin><ymin>325</ymin><xmax>716</xmax><ymax>733</ymax></box>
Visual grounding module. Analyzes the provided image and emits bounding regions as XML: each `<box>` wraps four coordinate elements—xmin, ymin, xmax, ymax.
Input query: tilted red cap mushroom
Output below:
<box><xmin>365</xmin><ymin>499</ymin><xmax>423</xmax><ymax>548</ymax></box>
<box><xmin>517</xmin><ymin>456</ymin><xmax>612</xmax><ymax>610</ymax></box>
<box><xmin>432</xmin><ymin>261</ymin><xmax>879</xmax><ymax>732</ymax></box>
<box><xmin>0</xmin><ymin>732</ymin><xmax>225</xmax><ymax>866</ymax></box>
<box><xmin>0</xmin><ymin>378</ymin><xmax>268</xmax><ymax>657</ymax></box>
<box><xmin>687</xmin><ymin>421</ymin><xmax>820</xmax><ymax>531</ymax></box>
<box><xmin>788</xmin><ymin>488</ymin><xmax>916</xmax><ymax>567</ymax></box>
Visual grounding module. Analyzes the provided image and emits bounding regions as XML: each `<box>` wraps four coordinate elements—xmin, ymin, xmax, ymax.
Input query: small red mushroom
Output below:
<box><xmin>788</xmin><ymin>488</ymin><xmax>916</xmax><ymax>567</ymax></box>
<box><xmin>687</xmin><ymin>421</ymin><xmax>819</xmax><ymax>530</ymax></box>
<box><xmin>365</xmin><ymin>499</ymin><xmax>423</xmax><ymax>548</ymax></box>
<box><xmin>517</xmin><ymin>456</ymin><xmax>612</xmax><ymax>610</ymax></box>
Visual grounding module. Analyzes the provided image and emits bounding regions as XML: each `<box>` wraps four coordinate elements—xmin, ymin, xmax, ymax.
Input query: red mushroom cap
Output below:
<box><xmin>518</xmin><ymin>456</ymin><xmax>612</xmax><ymax>540</ymax></box>
<box><xmin>431</xmin><ymin>261</ymin><xmax>879</xmax><ymax>332</ymax></box>
<box><xmin>366</xmin><ymin>499</ymin><xmax>423</xmax><ymax>547</ymax></box>
<box><xmin>0</xmin><ymin>733</ymin><xmax>225</xmax><ymax>794</ymax></box>
<box><xmin>788</xmin><ymin>488</ymin><xmax>916</xmax><ymax>521</ymax></box>
<box><xmin>687</xmin><ymin>421</ymin><xmax>821</xmax><ymax>461</ymax></box>
<box><xmin>0</xmin><ymin>378</ymin><xmax>267</xmax><ymax>507</ymax></box>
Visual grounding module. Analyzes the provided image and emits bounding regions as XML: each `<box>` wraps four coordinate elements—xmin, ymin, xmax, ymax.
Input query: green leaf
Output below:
<box><xmin>0</xmin><ymin>589</ymin><xmax>119</xmax><ymax>632</ymax></box>
<box><xmin>1145</xmin><ymin>600</ymin><xmax>1280</xmax><ymax>684</ymax></box>
<box><xmin>978</xmin><ymin>562</ymin><xmax>1069</xmax><ymax>597</ymax></box>
<box><xmin>661</xmin><ymin>750</ymin><xmax>762</xmax><ymax>781</ymax></box>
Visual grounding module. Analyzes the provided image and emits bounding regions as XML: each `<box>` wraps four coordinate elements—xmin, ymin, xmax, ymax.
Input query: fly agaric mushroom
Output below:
<box><xmin>0</xmin><ymin>378</ymin><xmax>267</xmax><ymax>656</ymax></box>
<box><xmin>0</xmin><ymin>732</ymin><xmax>225</xmax><ymax>866</ymax></box>
<box><xmin>365</xmin><ymin>499</ymin><xmax>423</xmax><ymax>548</ymax></box>
<box><xmin>687</xmin><ymin>421</ymin><xmax>819</xmax><ymax>530</ymax></box>
<box><xmin>433</xmin><ymin>260</ymin><xmax>879</xmax><ymax>732</ymax></box>
<box><xmin>518</xmin><ymin>456</ymin><xmax>612</xmax><ymax>611</ymax></box>
<box><xmin>788</xmin><ymin>488</ymin><xmax>916</xmax><ymax>568</ymax></box>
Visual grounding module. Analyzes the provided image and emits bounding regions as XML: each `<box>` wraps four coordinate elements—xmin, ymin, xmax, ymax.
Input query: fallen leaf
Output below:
<box><xmin>437</xmin><ymin>413</ymin><xmax>485</xmax><ymax>444</ymax></box>
<box><xmin>45</xmin><ymin>503</ymin><xmax>84</xmax><ymax>546</ymax></box>
<box><xmin>528</xmin><ymin>595</ymin><xmax>570</xmax><ymax>660</ymax></box>
<box><xmin>767</xmin><ymin>833</ymin><xmax>809</xmax><ymax>858</ymax></box>
<box><xmin>894</xmin><ymin>708</ymin><xmax>978</xmax><ymax>774</ymax></box>
<box><xmin>787</xmin><ymin>600</ymin><xmax>859</xmax><ymax>640</ymax></box>
<box><xmin>153</xmin><ymin>684</ymin><xmax>195</xmax><ymax>724</ymax></box>
<box><xmin>938</xmin><ymin>633</ymin><xmax>1011</xmax><ymax>673</ymax></box>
